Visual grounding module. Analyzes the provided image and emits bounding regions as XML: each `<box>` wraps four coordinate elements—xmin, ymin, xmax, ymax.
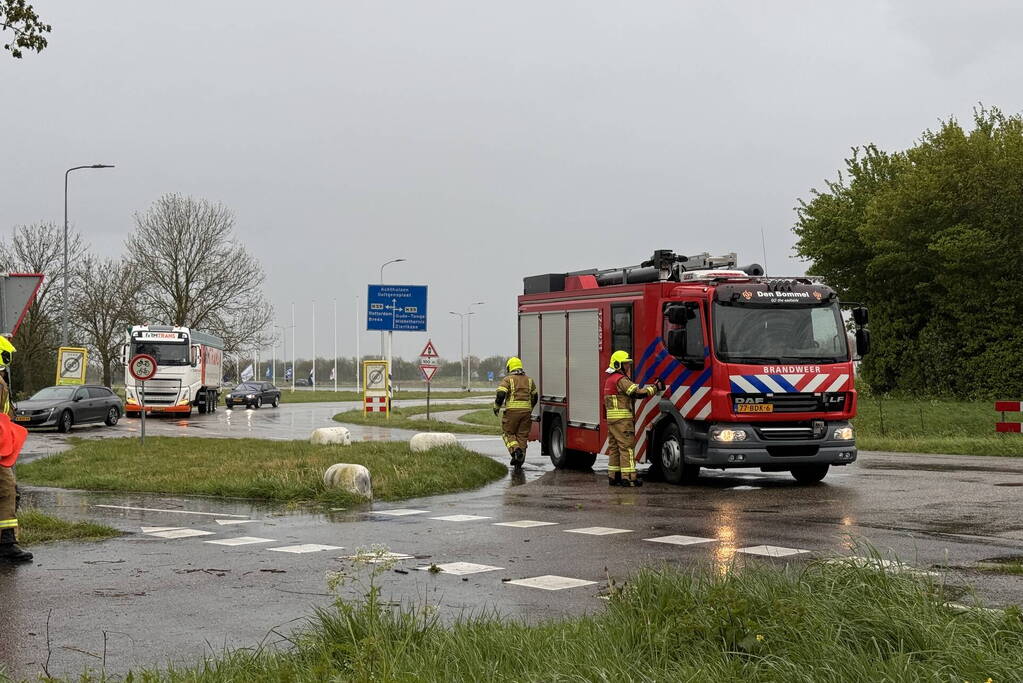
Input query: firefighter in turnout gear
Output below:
<box><xmin>603</xmin><ymin>350</ymin><xmax>664</xmax><ymax>487</ymax></box>
<box><xmin>0</xmin><ymin>335</ymin><xmax>32</xmax><ymax>563</ymax></box>
<box><xmin>494</xmin><ymin>357</ymin><xmax>537</xmax><ymax>468</ymax></box>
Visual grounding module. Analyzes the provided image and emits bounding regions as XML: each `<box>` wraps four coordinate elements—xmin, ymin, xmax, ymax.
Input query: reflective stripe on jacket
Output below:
<box><xmin>496</xmin><ymin>372</ymin><xmax>537</xmax><ymax>410</ymax></box>
<box><xmin>603</xmin><ymin>372</ymin><xmax>655</xmax><ymax>421</ymax></box>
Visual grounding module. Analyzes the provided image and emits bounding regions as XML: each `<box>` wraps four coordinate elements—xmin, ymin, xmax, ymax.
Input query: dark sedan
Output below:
<box><xmin>225</xmin><ymin>381</ymin><xmax>280</xmax><ymax>409</ymax></box>
<box><xmin>12</xmin><ymin>385</ymin><xmax>123</xmax><ymax>432</ymax></box>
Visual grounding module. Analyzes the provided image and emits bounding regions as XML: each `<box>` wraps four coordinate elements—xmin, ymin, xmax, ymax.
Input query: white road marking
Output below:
<box><xmin>204</xmin><ymin>537</ymin><xmax>276</xmax><ymax>546</ymax></box>
<box><xmin>730</xmin><ymin>486</ymin><xmax>762</xmax><ymax>491</ymax></box>
<box><xmin>493</xmin><ymin>520</ymin><xmax>559</xmax><ymax>528</ymax></box>
<box><xmin>506</xmin><ymin>575</ymin><xmax>597</xmax><ymax>591</ymax></box>
<box><xmin>372</xmin><ymin>509</ymin><xmax>429</xmax><ymax>517</ymax></box>
<box><xmin>145</xmin><ymin>529</ymin><xmax>216</xmax><ymax>539</ymax></box>
<box><xmin>430</xmin><ymin>514</ymin><xmax>492</xmax><ymax>522</ymax></box>
<box><xmin>216</xmin><ymin>519</ymin><xmax>259</xmax><ymax>526</ymax></box>
<box><xmin>565</xmin><ymin>526</ymin><xmax>632</xmax><ymax>536</ymax></box>
<box><xmin>95</xmin><ymin>504</ymin><xmax>248</xmax><ymax>519</ymax></box>
<box><xmin>140</xmin><ymin>526</ymin><xmax>182</xmax><ymax>533</ymax></box>
<box><xmin>417</xmin><ymin>562</ymin><xmax>503</xmax><ymax>576</ymax></box>
<box><xmin>736</xmin><ymin>545</ymin><xmax>810</xmax><ymax>558</ymax></box>
<box><xmin>643</xmin><ymin>535</ymin><xmax>716</xmax><ymax>546</ymax></box>
<box><xmin>270</xmin><ymin>544</ymin><xmax>342</xmax><ymax>554</ymax></box>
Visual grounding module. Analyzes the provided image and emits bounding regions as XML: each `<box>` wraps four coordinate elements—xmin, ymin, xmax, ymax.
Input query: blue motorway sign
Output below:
<box><xmin>367</xmin><ymin>284</ymin><xmax>428</xmax><ymax>332</ymax></box>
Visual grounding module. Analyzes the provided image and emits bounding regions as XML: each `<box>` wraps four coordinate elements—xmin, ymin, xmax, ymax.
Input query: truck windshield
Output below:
<box><xmin>130</xmin><ymin>341</ymin><xmax>190</xmax><ymax>366</ymax></box>
<box><xmin>713</xmin><ymin>302</ymin><xmax>848</xmax><ymax>364</ymax></box>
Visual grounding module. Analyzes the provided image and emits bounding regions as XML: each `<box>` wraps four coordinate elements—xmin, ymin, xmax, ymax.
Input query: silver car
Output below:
<box><xmin>12</xmin><ymin>385</ymin><xmax>124</xmax><ymax>432</ymax></box>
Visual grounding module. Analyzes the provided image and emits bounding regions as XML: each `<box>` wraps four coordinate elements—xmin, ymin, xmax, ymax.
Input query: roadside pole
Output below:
<box><xmin>419</xmin><ymin>339</ymin><xmax>439</xmax><ymax>420</ymax></box>
<box><xmin>129</xmin><ymin>354</ymin><xmax>157</xmax><ymax>447</ymax></box>
<box><xmin>140</xmin><ymin>380</ymin><xmax>146</xmax><ymax>445</ymax></box>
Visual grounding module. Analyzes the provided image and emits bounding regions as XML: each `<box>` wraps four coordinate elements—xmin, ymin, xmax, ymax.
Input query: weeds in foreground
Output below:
<box><xmin>102</xmin><ymin>555</ymin><xmax>1023</xmax><ymax>682</ymax></box>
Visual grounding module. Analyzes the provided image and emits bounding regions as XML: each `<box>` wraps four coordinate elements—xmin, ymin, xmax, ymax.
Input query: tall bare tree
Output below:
<box><xmin>70</xmin><ymin>256</ymin><xmax>141</xmax><ymax>387</ymax></box>
<box><xmin>0</xmin><ymin>222</ymin><xmax>86</xmax><ymax>395</ymax></box>
<box><xmin>125</xmin><ymin>194</ymin><xmax>273</xmax><ymax>356</ymax></box>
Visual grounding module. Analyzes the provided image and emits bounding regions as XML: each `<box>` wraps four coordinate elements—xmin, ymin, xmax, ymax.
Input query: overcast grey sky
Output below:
<box><xmin>2</xmin><ymin>1</ymin><xmax>1021</xmax><ymax>365</ymax></box>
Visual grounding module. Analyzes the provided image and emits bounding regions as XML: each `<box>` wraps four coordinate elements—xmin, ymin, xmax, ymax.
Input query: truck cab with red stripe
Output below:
<box><xmin>518</xmin><ymin>249</ymin><xmax>869</xmax><ymax>485</ymax></box>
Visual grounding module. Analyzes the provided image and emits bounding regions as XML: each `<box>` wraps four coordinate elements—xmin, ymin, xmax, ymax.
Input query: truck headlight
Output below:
<box><xmin>710</xmin><ymin>427</ymin><xmax>748</xmax><ymax>442</ymax></box>
<box><xmin>833</xmin><ymin>426</ymin><xmax>854</xmax><ymax>441</ymax></box>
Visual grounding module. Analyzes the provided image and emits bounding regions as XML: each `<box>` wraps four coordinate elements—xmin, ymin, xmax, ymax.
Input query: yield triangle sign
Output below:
<box><xmin>1</xmin><ymin>273</ymin><xmax>43</xmax><ymax>337</ymax></box>
<box><xmin>420</xmin><ymin>340</ymin><xmax>439</xmax><ymax>358</ymax></box>
<box><xmin>420</xmin><ymin>365</ymin><xmax>438</xmax><ymax>381</ymax></box>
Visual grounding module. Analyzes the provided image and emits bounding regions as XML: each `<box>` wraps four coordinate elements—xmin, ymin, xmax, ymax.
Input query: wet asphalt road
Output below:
<box><xmin>4</xmin><ymin>401</ymin><xmax>1023</xmax><ymax>679</ymax></box>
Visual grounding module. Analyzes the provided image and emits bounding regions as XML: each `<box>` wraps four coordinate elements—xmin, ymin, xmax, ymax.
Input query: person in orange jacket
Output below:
<box><xmin>0</xmin><ymin>335</ymin><xmax>32</xmax><ymax>563</ymax></box>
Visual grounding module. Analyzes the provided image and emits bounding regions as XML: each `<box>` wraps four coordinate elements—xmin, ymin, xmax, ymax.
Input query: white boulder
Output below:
<box><xmin>409</xmin><ymin>432</ymin><xmax>458</xmax><ymax>453</ymax></box>
<box><xmin>310</xmin><ymin>426</ymin><xmax>352</xmax><ymax>446</ymax></box>
<box><xmin>323</xmin><ymin>463</ymin><xmax>372</xmax><ymax>498</ymax></box>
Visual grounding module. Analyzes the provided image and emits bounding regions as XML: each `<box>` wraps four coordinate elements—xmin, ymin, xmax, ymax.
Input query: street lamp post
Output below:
<box><xmin>378</xmin><ymin>258</ymin><xmax>406</xmax><ymax>395</ymax></box>
<box><xmin>449</xmin><ymin>311</ymin><xmax>467</xmax><ymax>389</ymax></box>
<box><xmin>63</xmin><ymin>164</ymin><xmax>114</xmax><ymax>346</ymax></box>
<box><xmin>273</xmin><ymin>323</ymin><xmax>294</xmax><ymax>387</ymax></box>
<box><xmin>466</xmin><ymin>301</ymin><xmax>485</xmax><ymax>391</ymax></box>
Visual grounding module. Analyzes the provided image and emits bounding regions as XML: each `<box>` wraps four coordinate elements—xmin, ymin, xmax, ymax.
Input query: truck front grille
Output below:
<box><xmin>732</xmin><ymin>392</ymin><xmax>848</xmax><ymax>414</ymax></box>
<box><xmin>139</xmin><ymin>379</ymin><xmax>181</xmax><ymax>406</ymax></box>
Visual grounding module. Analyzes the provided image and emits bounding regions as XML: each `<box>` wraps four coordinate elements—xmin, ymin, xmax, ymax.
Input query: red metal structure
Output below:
<box><xmin>517</xmin><ymin>249</ymin><xmax>870</xmax><ymax>484</ymax></box>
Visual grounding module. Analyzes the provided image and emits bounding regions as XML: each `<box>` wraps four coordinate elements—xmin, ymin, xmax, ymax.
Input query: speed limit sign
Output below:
<box><xmin>129</xmin><ymin>354</ymin><xmax>157</xmax><ymax>381</ymax></box>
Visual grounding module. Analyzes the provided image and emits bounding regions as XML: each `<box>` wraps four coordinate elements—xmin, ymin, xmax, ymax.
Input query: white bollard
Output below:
<box><xmin>310</xmin><ymin>426</ymin><xmax>352</xmax><ymax>446</ymax></box>
<box><xmin>323</xmin><ymin>463</ymin><xmax>372</xmax><ymax>498</ymax></box>
<box><xmin>409</xmin><ymin>432</ymin><xmax>458</xmax><ymax>453</ymax></box>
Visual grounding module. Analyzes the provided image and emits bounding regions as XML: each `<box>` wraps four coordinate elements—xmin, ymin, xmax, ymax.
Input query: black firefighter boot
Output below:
<box><xmin>511</xmin><ymin>449</ymin><xmax>525</xmax><ymax>468</ymax></box>
<box><xmin>0</xmin><ymin>527</ymin><xmax>33</xmax><ymax>563</ymax></box>
<box><xmin>609</xmin><ymin>471</ymin><xmax>622</xmax><ymax>487</ymax></box>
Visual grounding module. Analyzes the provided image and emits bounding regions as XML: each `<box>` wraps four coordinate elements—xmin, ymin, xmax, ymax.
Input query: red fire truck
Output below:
<box><xmin>518</xmin><ymin>249</ymin><xmax>870</xmax><ymax>484</ymax></box>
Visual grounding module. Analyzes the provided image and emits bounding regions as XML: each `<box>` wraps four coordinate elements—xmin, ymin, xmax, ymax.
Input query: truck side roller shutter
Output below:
<box><xmin>518</xmin><ymin>313</ymin><xmax>541</xmax><ymax>417</ymax></box>
<box><xmin>541</xmin><ymin>312</ymin><xmax>567</xmax><ymax>400</ymax></box>
<box><xmin>568</xmin><ymin>310</ymin><xmax>600</xmax><ymax>427</ymax></box>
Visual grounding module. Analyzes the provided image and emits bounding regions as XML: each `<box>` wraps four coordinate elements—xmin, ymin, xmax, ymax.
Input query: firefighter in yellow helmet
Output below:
<box><xmin>603</xmin><ymin>350</ymin><xmax>664</xmax><ymax>487</ymax></box>
<box><xmin>0</xmin><ymin>335</ymin><xmax>32</xmax><ymax>562</ymax></box>
<box><xmin>494</xmin><ymin>356</ymin><xmax>537</xmax><ymax>468</ymax></box>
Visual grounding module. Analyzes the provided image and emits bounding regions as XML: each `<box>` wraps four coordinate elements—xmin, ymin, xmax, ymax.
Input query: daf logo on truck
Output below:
<box><xmin>122</xmin><ymin>325</ymin><xmax>225</xmax><ymax>417</ymax></box>
<box><xmin>517</xmin><ymin>249</ymin><xmax>871</xmax><ymax>486</ymax></box>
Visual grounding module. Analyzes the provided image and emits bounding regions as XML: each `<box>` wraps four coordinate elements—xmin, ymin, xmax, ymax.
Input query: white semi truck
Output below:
<box><xmin>123</xmin><ymin>325</ymin><xmax>224</xmax><ymax>416</ymax></box>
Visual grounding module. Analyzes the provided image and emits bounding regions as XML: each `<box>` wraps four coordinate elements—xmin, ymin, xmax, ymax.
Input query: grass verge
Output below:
<box><xmin>459</xmin><ymin>408</ymin><xmax>502</xmax><ymax>428</ymax></box>
<box><xmin>854</xmin><ymin>397</ymin><xmax>1023</xmax><ymax>456</ymax></box>
<box><xmin>335</xmin><ymin>403</ymin><xmax>502</xmax><ymax>435</ymax></box>
<box><xmin>15</xmin><ymin>437</ymin><xmax>507</xmax><ymax>506</ymax></box>
<box><xmin>17</xmin><ymin>509</ymin><xmax>120</xmax><ymax>546</ymax></box>
<box><xmin>114</xmin><ymin>558</ymin><xmax>1022</xmax><ymax>681</ymax></box>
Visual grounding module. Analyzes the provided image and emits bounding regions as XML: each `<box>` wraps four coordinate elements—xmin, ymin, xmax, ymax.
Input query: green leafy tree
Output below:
<box><xmin>2</xmin><ymin>0</ymin><xmax>50</xmax><ymax>58</ymax></box>
<box><xmin>794</xmin><ymin>107</ymin><xmax>1023</xmax><ymax>398</ymax></box>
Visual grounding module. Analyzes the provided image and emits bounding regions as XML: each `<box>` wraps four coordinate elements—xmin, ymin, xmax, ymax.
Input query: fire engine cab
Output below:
<box><xmin>518</xmin><ymin>249</ymin><xmax>870</xmax><ymax>484</ymax></box>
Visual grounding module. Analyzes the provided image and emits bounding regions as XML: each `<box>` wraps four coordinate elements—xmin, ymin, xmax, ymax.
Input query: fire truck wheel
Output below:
<box><xmin>656</xmin><ymin>423</ymin><xmax>700</xmax><ymax>485</ymax></box>
<box><xmin>547</xmin><ymin>418</ymin><xmax>597</xmax><ymax>470</ymax></box>
<box><xmin>790</xmin><ymin>464</ymin><xmax>829</xmax><ymax>484</ymax></box>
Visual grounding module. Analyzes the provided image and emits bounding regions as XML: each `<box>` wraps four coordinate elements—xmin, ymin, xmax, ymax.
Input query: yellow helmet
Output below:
<box><xmin>506</xmin><ymin>356</ymin><xmax>523</xmax><ymax>373</ymax></box>
<box><xmin>0</xmin><ymin>336</ymin><xmax>15</xmax><ymax>368</ymax></box>
<box><xmin>608</xmin><ymin>350</ymin><xmax>632</xmax><ymax>371</ymax></box>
